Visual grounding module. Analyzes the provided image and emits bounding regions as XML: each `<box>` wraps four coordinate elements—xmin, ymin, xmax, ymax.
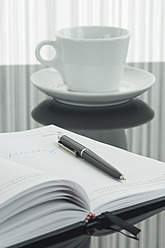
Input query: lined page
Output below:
<box><xmin>0</xmin><ymin>157</ymin><xmax>56</xmax><ymax>206</ymax></box>
<box><xmin>0</xmin><ymin>125</ymin><xmax>165</xmax><ymax>214</ymax></box>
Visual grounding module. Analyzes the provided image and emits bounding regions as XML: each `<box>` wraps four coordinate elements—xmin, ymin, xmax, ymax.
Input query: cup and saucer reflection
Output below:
<box><xmin>31</xmin><ymin>98</ymin><xmax>154</xmax><ymax>151</ymax></box>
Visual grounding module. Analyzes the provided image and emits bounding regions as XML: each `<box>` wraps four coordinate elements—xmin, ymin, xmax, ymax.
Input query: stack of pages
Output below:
<box><xmin>0</xmin><ymin>125</ymin><xmax>165</xmax><ymax>247</ymax></box>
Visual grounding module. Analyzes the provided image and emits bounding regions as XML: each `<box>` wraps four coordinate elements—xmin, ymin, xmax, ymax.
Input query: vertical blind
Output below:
<box><xmin>1</xmin><ymin>0</ymin><xmax>165</xmax><ymax>65</ymax></box>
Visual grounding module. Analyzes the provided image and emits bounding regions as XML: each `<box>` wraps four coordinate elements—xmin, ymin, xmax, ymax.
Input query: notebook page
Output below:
<box><xmin>0</xmin><ymin>157</ymin><xmax>57</xmax><ymax>206</ymax></box>
<box><xmin>0</xmin><ymin>125</ymin><xmax>165</xmax><ymax>214</ymax></box>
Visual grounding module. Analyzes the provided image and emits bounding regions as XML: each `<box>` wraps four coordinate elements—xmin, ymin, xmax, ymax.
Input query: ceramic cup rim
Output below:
<box><xmin>55</xmin><ymin>26</ymin><xmax>131</xmax><ymax>42</ymax></box>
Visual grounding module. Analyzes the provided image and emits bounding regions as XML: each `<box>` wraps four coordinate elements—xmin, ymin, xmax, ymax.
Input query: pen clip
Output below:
<box><xmin>58</xmin><ymin>141</ymin><xmax>78</xmax><ymax>157</ymax></box>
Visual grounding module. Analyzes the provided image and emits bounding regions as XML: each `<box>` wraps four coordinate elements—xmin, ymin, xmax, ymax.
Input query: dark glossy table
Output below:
<box><xmin>0</xmin><ymin>62</ymin><xmax>165</xmax><ymax>248</ymax></box>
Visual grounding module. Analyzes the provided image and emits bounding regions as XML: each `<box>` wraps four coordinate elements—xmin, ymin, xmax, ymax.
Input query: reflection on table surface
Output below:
<box><xmin>31</xmin><ymin>98</ymin><xmax>154</xmax><ymax>130</ymax></box>
<box><xmin>11</xmin><ymin>235</ymin><xmax>91</xmax><ymax>248</ymax></box>
<box><xmin>32</xmin><ymin>98</ymin><xmax>154</xmax><ymax>150</ymax></box>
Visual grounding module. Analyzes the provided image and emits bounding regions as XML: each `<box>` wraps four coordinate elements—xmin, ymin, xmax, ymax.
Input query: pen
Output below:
<box><xmin>58</xmin><ymin>135</ymin><xmax>125</xmax><ymax>180</ymax></box>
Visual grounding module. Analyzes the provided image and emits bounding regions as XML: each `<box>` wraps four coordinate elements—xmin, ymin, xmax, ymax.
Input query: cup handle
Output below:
<box><xmin>35</xmin><ymin>40</ymin><xmax>65</xmax><ymax>81</ymax></box>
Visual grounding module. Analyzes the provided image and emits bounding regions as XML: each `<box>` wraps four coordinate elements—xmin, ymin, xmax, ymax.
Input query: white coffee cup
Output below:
<box><xmin>35</xmin><ymin>26</ymin><xmax>130</xmax><ymax>93</ymax></box>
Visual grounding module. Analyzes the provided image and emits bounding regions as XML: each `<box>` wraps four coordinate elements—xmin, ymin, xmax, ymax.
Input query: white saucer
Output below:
<box><xmin>31</xmin><ymin>66</ymin><xmax>155</xmax><ymax>107</ymax></box>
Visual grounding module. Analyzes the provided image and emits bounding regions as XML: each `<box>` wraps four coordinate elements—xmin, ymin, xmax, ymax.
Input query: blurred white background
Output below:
<box><xmin>1</xmin><ymin>0</ymin><xmax>165</xmax><ymax>65</ymax></box>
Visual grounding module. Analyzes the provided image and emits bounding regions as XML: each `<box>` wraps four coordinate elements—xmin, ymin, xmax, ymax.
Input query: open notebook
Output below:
<box><xmin>0</xmin><ymin>125</ymin><xmax>165</xmax><ymax>247</ymax></box>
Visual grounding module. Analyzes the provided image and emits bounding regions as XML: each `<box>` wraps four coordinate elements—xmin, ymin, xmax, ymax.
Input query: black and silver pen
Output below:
<box><xmin>58</xmin><ymin>135</ymin><xmax>125</xmax><ymax>180</ymax></box>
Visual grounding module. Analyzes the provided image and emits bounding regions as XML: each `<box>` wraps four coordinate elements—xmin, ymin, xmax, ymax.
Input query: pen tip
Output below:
<box><xmin>120</xmin><ymin>175</ymin><xmax>126</xmax><ymax>180</ymax></box>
